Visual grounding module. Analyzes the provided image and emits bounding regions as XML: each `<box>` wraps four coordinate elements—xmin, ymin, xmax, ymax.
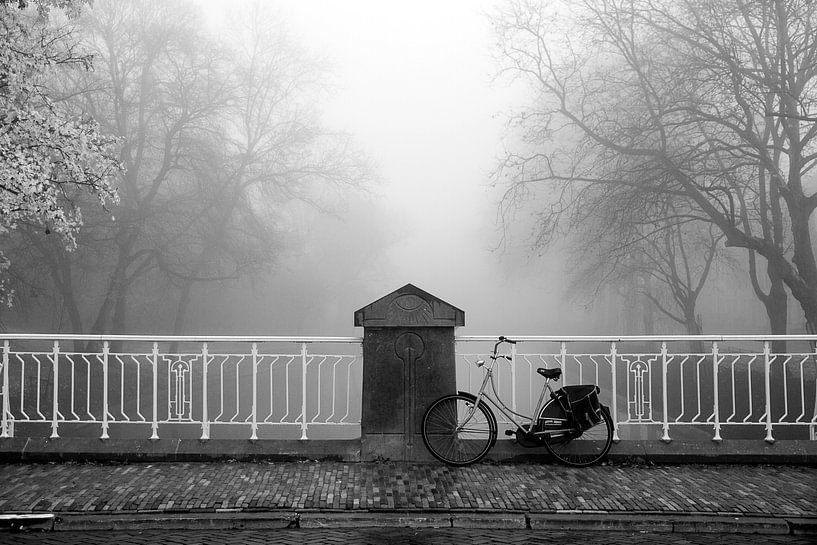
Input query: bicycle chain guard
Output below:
<box><xmin>515</xmin><ymin>424</ymin><xmax>547</xmax><ymax>448</ymax></box>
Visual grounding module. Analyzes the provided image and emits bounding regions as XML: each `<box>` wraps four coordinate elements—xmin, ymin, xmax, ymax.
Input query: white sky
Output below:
<box><xmin>277</xmin><ymin>0</ymin><xmax>514</xmax><ymax>248</ymax></box>
<box><xmin>198</xmin><ymin>1</ymin><xmax>545</xmax><ymax>324</ymax></box>
<box><xmin>189</xmin><ymin>1</ymin><xmax>776</xmax><ymax>336</ymax></box>
<box><xmin>274</xmin><ymin>1</ymin><xmax>560</xmax><ymax>330</ymax></box>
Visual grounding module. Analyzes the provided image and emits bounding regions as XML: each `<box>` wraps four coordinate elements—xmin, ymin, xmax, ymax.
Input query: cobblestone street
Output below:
<box><xmin>0</xmin><ymin>461</ymin><xmax>814</xmax><ymax>542</ymax></box>
<box><xmin>1</xmin><ymin>528</ymin><xmax>816</xmax><ymax>545</ymax></box>
<box><xmin>0</xmin><ymin>462</ymin><xmax>813</xmax><ymax>515</ymax></box>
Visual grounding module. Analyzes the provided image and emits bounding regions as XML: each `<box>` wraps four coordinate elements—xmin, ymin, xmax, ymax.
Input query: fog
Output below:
<box><xmin>186</xmin><ymin>0</ymin><xmax>781</xmax><ymax>337</ymax></box>
<box><xmin>148</xmin><ymin>0</ymin><xmax>581</xmax><ymax>337</ymax></box>
<box><xmin>6</xmin><ymin>0</ymin><xmax>807</xmax><ymax>338</ymax></box>
<box><xmin>257</xmin><ymin>0</ymin><xmax>556</xmax><ymax>335</ymax></box>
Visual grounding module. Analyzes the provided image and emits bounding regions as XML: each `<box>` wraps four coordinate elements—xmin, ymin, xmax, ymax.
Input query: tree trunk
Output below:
<box><xmin>767</xmin><ymin>251</ymin><xmax>817</xmax><ymax>337</ymax></box>
<box><xmin>641</xmin><ymin>295</ymin><xmax>655</xmax><ymax>335</ymax></box>
<box><xmin>685</xmin><ymin>312</ymin><xmax>704</xmax><ymax>353</ymax></box>
<box><xmin>640</xmin><ymin>275</ymin><xmax>655</xmax><ymax>335</ymax></box>
<box><xmin>680</xmin><ymin>291</ymin><xmax>704</xmax><ymax>353</ymax></box>
<box><xmin>108</xmin><ymin>286</ymin><xmax>128</xmax><ymax>353</ymax></box>
<box><xmin>169</xmin><ymin>279</ymin><xmax>195</xmax><ymax>353</ymax></box>
<box><xmin>765</xmin><ymin>273</ymin><xmax>788</xmax><ymax>353</ymax></box>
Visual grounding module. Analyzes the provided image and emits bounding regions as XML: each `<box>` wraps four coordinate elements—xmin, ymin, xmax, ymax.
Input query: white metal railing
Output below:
<box><xmin>456</xmin><ymin>336</ymin><xmax>817</xmax><ymax>443</ymax></box>
<box><xmin>0</xmin><ymin>335</ymin><xmax>362</xmax><ymax>441</ymax></box>
<box><xmin>1</xmin><ymin>334</ymin><xmax>815</xmax><ymax>444</ymax></box>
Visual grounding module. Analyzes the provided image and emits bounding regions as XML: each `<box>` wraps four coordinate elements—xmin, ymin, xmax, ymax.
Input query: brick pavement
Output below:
<box><xmin>0</xmin><ymin>462</ymin><xmax>813</xmax><ymax>518</ymax></box>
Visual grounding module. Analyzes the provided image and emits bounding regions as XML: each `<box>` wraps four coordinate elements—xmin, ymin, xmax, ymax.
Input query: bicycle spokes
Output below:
<box><xmin>421</xmin><ymin>394</ymin><xmax>497</xmax><ymax>466</ymax></box>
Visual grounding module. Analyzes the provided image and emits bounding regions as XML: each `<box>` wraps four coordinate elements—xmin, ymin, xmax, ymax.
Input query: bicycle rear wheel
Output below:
<box><xmin>421</xmin><ymin>394</ymin><xmax>497</xmax><ymax>466</ymax></box>
<box><xmin>539</xmin><ymin>401</ymin><xmax>613</xmax><ymax>467</ymax></box>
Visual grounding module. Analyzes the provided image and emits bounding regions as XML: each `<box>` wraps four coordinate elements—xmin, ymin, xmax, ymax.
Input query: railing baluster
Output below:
<box><xmin>251</xmin><ymin>343</ymin><xmax>258</xmax><ymax>440</ymax></box>
<box><xmin>812</xmin><ymin>341</ymin><xmax>817</xmax><ymax>441</ymax></box>
<box><xmin>610</xmin><ymin>341</ymin><xmax>619</xmax><ymax>442</ymax></box>
<box><xmin>119</xmin><ymin>356</ymin><xmax>127</xmax><ymax>422</ymax></box>
<box><xmin>51</xmin><ymin>341</ymin><xmax>60</xmax><ymax>439</ymax></box>
<box><xmin>510</xmin><ymin>342</ymin><xmax>517</xmax><ymax>414</ymax></box>
<box><xmin>69</xmin><ymin>355</ymin><xmax>77</xmax><ymax>420</ymax></box>
<box><xmin>35</xmin><ymin>356</ymin><xmax>42</xmax><ymax>419</ymax></box>
<box><xmin>300</xmin><ymin>343</ymin><xmax>308</xmax><ymax>440</ymax></box>
<box><xmin>763</xmin><ymin>341</ymin><xmax>774</xmax><ymax>443</ymax></box>
<box><xmin>101</xmin><ymin>341</ymin><xmax>109</xmax><ymax>440</ymax></box>
<box><xmin>1</xmin><ymin>341</ymin><xmax>9</xmax><ymax>438</ymax></box>
<box><xmin>560</xmin><ymin>341</ymin><xmax>567</xmax><ymax>384</ymax></box>
<box><xmin>660</xmin><ymin>341</ymin><xmax>670</xmax><ymax>443</ymax></box>
<box><xmin>201</xmin><ymin>342</ymin><xmax>209</xmax><ymax>440</ymax></box>
<box><xmin>712</xmin><ymin>341</ymin><xmax>721</xmax><ymax>442</ymax></box>
<box><xmin>151</xmin><ymin>343</ymin><xmax>159</xmax><ymax>440</ymax></box>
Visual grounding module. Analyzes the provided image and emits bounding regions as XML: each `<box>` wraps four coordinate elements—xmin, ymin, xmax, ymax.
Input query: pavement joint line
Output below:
<box><xmin>29</xmin><ymin>509</ymin><xmax>816</xmax><ymax>534</ymax></box>
<box><xmin>6</xmin><ymin>508</ymin><xmax>815</xmax><ymax>518</ymax></box>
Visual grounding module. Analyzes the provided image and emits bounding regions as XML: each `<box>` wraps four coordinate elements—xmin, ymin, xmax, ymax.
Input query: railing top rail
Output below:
<box><xmin>1</xmin><ymin>333</ymin><xmax>815</xmax><ymax>343</ymax></box>
<box><xmin>456</xmin><ymin>334</ymin><xmax>817</xmax><ymax>343</ymax></box>
<box><xmin>0</xmin><ymin>334</ymin><xmax>363</xmax><ymax>343</ymax></box>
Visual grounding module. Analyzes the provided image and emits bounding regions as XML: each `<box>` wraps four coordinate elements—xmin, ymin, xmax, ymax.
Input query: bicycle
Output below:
<box><xmin>421</xmin><ymin>336</ymin><xmax>613</xmax><ymax>467</ymax></box>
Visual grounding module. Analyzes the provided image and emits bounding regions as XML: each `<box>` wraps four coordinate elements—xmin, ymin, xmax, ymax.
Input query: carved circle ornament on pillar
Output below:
<box><xmin>394</xmin><ymin>332</ymin><xmax>425</xmax><ymax>447</ymax></box>
<box><xmin>387</xmin><ymin>294</ymin><xmax>433</xmax><ymax>325</ymax></box>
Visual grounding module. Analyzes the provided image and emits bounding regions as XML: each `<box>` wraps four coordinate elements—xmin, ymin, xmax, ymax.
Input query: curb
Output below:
<box><xmin>788</xmin><ymin>517</ymin><xmax>817</xmax><ymax>536</ymax></box>
<box><xmin>529</xmin><ymin>513</ymin><xmax>791</xmax><ymax>534</ymax></box>
<box><xmin>7</xmin><ymin>510</ymin><xmax>809</xmax><ymax>535</ymax></box>
<box><xmin>2</xmin><ymin>438</ymin><xmax>816</xmax><ymax>465</ymax></box>
<box><xmin>55</xmin><ymin>512</ymin><xmax>298</xmax><ymax>531</ymax></box>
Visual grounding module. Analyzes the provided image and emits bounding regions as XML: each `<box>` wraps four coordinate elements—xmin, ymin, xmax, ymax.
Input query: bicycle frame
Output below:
<box><xmin>462</xmin><ymin>339</ymin><xmax>568</xmax><ymax>437</ymax></box>
<box><xmin>423</xmin><ymin>336</ymin><xmax>613</xmax><ymax>466</ymax></box>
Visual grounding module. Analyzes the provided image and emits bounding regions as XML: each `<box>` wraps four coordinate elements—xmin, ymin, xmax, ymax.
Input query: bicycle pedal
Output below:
<box><xmin>504</xmin><ymin>429</ymin><xmax>515</xmax><ymax>436</ymax></box>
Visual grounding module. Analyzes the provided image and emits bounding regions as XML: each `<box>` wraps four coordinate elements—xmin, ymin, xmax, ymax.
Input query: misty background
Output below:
<box><xmin>3</xmin><ymin>0</ymin><xmax>813</xmax><ymax>339</ymax></box>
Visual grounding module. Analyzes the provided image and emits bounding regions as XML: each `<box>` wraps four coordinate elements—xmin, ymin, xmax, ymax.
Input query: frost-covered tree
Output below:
<box><xmin>0</xmin><ymin>0</ymin><xmax>119</xmax><ymax>305</ymax></box>
<box><xmin>5</xmin><ymin>0</ymin><xmax>372</xmax><ymax>336</ymax></box>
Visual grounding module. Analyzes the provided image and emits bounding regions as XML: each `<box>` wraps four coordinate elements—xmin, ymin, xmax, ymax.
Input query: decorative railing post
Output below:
<box><xmin>510</xmin><ymin>342</ymin><xmax>518</xmax><ymax>413</ymax></box>
<box><xmin>1</xmin><ymin>341</ymin><xmax>9</xmax><ymax>438</ymax></box>
<box><xmin>50</xmin><ymin>341</ymin><xmax>60</xmax><ymax>439</ymax></box>
<box><xmin>559</xmin><ymin>341</ymin><xmax>567</xmax><ymax>384</ymax></box>
<box><xmin>610</xmin><ymin>341</ymin><xmax>619</xmax><ymax>442</ymax></box>
<box><xmin>812</xmin><ymin>341</ymin><xmax>817</xmax><ymax>441</ymax></box>
<box><xmin>763</xmin><ymin>341</ymin><xmax>774</xmax><ymax>443</ymax></box>
<box><xmin>150</xmin><ymin>342</ymin><xmax>159</xmax><ymax>440</ymax></box>
<box><xmin>300</xmin><ymin>342</ymin><xmax>308</xmax><ymax>440</ymax></box>
<box><xmin>101</xmin><ymin>341</ymin><xmax>109</xmax><ymax>440</ymax></box>
<box><xmin>250</xmin><ymin>342</ymin><xmax>258</xmax><ymax>441</ymax></box>
<box><xmin>712</xmin><ymin>341</ymin><xmax>722</xmax><ymax>442</ymax></box>
<box><xmin>660</xmin><ymin>341</ymin><xmax>670</xmax><ymax>443</ymax></box>
<box><xmin>200</xmin><ymin>342</ymin><xmax>209</xmax><ymax>440</ymax></box>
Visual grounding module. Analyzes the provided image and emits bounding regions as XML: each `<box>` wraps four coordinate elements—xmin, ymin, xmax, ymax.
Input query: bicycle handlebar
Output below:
<box><xmin>498</xmin><ymin>336</ymin><xmax>517</xmax><ymax>345</ymax></box>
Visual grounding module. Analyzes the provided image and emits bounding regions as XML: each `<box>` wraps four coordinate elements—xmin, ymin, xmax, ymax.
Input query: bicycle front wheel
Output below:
<box><xmin>421</xmin><ymin>394</ymin><xmax>497</xmax><ymax>466</ymax></box>
<box><xmin>539</xmin><ymin>401</ymin><xmax>613</xmax><ymax>467</ymax></box>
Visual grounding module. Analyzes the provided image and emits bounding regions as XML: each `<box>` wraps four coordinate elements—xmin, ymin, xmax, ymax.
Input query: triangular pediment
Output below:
<box><xmin>354</xmin><ymin>284</ymin><xmax>465</xmax><ymax>327</ymax></box>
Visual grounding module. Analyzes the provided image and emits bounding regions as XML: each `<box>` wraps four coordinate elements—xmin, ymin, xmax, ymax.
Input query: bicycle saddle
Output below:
<box><xmin>536</xmin><ymin>367</ymin><xmax>562</xmax><ymax>380</ymax></box>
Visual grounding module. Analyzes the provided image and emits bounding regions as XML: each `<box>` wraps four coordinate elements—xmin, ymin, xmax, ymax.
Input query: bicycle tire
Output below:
<box><xmin>421</xmin><ymin>393</ymin><xmax>497</xmax><ymax>466</ymax></box>
<box><xmin>539</xmin><ymin>401</ymin><xmax>613</xmax><ymax>467</ymax></box>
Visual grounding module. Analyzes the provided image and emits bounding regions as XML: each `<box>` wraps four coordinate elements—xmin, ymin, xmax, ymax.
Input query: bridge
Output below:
<box><xmin>0</xmin><ymin>325</ymin><xmax>815</xmax><ymax>539</ymax></box>
<box><xmin>1</xmin><ymin>332</ymin><xmax>814</xmax><ymax>462</ymax></box>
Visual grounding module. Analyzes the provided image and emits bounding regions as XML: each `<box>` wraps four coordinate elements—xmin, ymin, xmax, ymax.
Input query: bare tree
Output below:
<box><xmin>6</xmin><ymin>0</ymin><xmax>373</xmax><ymax>338</ymax></box>
<box><xmin>159</xmin><ymin>4</ymin><xmax>373</xmax><ymax>335</ymax></box>
<box><xmin>568</xmin><ymin>196</ymin><xmax>726</xmax><ymax>349</ymax></box>
<box><xmin>493</xmin><ymin>0</ymin><xmax>817</xmax><ymax>336</ymax></box>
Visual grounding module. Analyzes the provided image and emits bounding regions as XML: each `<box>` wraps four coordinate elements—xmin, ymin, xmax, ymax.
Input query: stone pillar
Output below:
<box><xmin>354</xmin><ymin>284</ymin><xmax>464</xmax><ymax>461</ymax></box>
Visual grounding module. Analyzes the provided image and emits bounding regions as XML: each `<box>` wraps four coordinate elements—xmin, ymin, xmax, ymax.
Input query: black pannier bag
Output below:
<box><xmin>557</xmin><ymin>385</ymin><xmax>603</xmax><ymax>431</ymax></box>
